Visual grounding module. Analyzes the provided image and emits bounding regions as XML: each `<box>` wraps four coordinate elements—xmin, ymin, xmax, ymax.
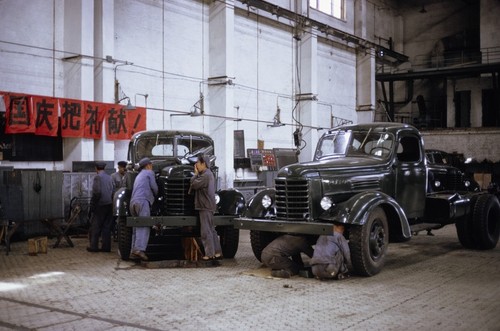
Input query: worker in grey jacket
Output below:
<box><xmin>189</xmin><ymin>154</ymin><xmax>222</xmax><ymax>260</ymax></box>
<box><xmin>310</xmin><ymin>223</ymin><xmax>352</xmax><ymax>280</ymax></box>
<box><xmin>261</xmin><ymin>234</ymin><xmax>314</xmax><ymax>278</ymax></box>
<box><xmin>88</xmin><ymin>162</ymin><xmax>114</xmax><ymax>252</ymax></box>
<box><xmin>129</xmin><ymin>157</ymin><xmax>158</xmax><ymax>261</ymax></box>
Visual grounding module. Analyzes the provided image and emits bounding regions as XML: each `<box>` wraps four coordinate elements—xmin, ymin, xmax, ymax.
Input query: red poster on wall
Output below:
<box><xmin>127</xmin><ymin>107</ymin><xmax>146</xmax><ymax>137</ymax></box>
<box><xmin>4</xmin><ymin>94</ymin><xmax>35</xmax><ymax>134</ymax></box>
<box><xmin>33</xmin><ymin>96</ymin><xmax>59</xmax><ymax>136</ymax></box>
<box><xmin>60</xmin><ymin>99</ymin><xmax>84</xmax><ymax>137</ymax></box>
<box><xmin>105</xmin><ymin>104</ymin><xmax>129</xmax><ymax>140</ymax></box>
<box><xmin>83</xmin><ymin>101</ymin><xmax>105</xmax><ymax>139</ymax></box>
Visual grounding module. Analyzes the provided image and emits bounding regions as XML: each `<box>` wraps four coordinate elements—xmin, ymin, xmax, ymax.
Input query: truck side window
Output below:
<box><xmin>397</xmin><ymin>136</ymin><xmax>420</xmax><ymax>162</ymax></box>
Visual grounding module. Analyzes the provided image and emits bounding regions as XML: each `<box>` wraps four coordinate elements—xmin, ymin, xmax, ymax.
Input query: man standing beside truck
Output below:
<box><xmin>189</xmin><ymin>154</ymin><xmax>223</xmax><ymax>261</ymax></box>
<box><xmin>129</xmin><ymin>157</ymin><xmax>158</xmax><ymax>261</ymax></box>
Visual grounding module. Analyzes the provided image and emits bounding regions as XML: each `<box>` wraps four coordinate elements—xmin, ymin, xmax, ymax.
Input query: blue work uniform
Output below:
<box><xmin>310</xmin><ymin>232</ymin><xmax>352</xmax><ymax>279</ymax></box>
<box><xmin>130</xmin><ymin>168</ymin><xmax>158</xmax><ymax>252</ymax></box>
<box><xmin>89</xmin><ymin>170</ymin><xmax>115</xmax><ymax>251</ymax></box>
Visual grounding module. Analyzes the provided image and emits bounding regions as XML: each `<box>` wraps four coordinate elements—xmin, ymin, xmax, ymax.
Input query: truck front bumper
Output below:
<box><xmin>126</xmin><ymin>215</ymin><xmax>236</xmax><ymax>227</ymax></box>
<box><xmin>234</xmin><ymin>217</ymin><xmax>334</xmax><ymax>235</ymax></box>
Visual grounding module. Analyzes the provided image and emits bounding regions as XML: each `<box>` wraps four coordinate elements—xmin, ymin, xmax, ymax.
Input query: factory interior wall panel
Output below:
<box><xmin>316</xmin><ymin>41</ymin><xmax>356</xmax><ymax>126</ymax></box>
<box><xmin>422</xmin><ymin>129</ymin><xmax>500</xmax><ymax>163</ymax></box>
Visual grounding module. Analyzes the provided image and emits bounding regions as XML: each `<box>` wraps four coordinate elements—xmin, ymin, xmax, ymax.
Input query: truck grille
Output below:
<box><xmin>275</xmin><ymin>179</ymin><xmax>310</xmax><ymax>220</ymax></box>
<box><xmin>164</xmin><ymin>178</ymin><xmax>195</xmax><ymax>215</ymax></box>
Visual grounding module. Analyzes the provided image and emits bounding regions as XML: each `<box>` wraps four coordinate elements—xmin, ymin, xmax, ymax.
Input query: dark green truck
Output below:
<box><xmin>235</xmin><ymin>123</ymin><xmax>500</xmax><ymax>276</ymax></box>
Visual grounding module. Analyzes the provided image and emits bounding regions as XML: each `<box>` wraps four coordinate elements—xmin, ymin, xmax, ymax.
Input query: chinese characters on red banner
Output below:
<box><xmin>3</xmin><ymin>93</ymin><xmax>146</xmax><ymax>140</ymax></box>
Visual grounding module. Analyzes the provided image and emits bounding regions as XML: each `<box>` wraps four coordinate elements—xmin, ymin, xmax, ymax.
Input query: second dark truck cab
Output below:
<box><xmin>114</xmin><ymin>130</ymin><xmax>246</xmax><ymax>260</ymax></box>
<box><xmin>235</xmin><ymin>123</ymin><xmax>500</xmax><ymax>276</ymax></box>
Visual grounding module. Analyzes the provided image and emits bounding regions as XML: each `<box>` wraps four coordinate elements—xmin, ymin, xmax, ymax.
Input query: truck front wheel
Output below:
<box><xmin>117</xmin><ymin>217</ymin><xmax>132</xmax><ymax>260</ymax></box>
<box><xmin>217</xmin><ymin>226</ymin><xmax>240</xmax><ymax>258</ymax></box>
<box><xmin>349</xmin><ymin>207</ymin><xmax>388</xmax><ymax>276</ymax></box>
<box><xmin>472</xmin><ymin>194</ymin><xmax>500</xmax><ymax>250</ymax></box>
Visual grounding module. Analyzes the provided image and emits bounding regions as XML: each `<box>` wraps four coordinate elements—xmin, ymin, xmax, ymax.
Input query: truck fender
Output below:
<box><xmin>216</xmin><ymin>188</ymin><xmax>246</xmax><ymax>215</ymax></box>
<box><xmin>242</xmin><ymin>188</ymin><xmax>276</xmax><ymax>218</ymax></box>
<box><xmin>113</xmin><ymin>187</ymin><xmax>131</xmax><ymax>217</ymax></box>
<box><xmin>326</xmin><ymin>191</ymin><xmax>411</xmax><ymax>239</ymax></box>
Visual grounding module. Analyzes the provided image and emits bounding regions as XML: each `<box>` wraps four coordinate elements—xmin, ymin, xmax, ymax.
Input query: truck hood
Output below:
<box><xmin>277</xmin><ymin>156</ymin><xmax>389</xmax><ymax>178</ymax></box>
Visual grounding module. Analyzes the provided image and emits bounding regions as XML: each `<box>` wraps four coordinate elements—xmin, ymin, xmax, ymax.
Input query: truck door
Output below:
<box><xmin>394</xmin><ymin>133</ymin><xmax>427</xmax><ymax>219</ymax></box>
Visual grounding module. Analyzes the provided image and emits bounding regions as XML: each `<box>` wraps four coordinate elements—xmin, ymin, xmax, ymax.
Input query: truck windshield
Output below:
<box><xmin>316</xmin><ymin>129</ymin><xmax>394</xmax><ymax>160</ymax></box>
<box><xmin>134</xmin><ymin>135</ymin><xmax>213</xmax><ymax>161</ymax></box>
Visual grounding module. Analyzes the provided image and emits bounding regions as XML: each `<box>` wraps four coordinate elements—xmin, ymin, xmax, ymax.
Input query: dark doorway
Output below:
<box><xmin>482</xmin><ymin>89</ymin><xmax>499</xmax><ymax>127</ymax></box>
<box><xmin>454</xmin><ymin>90</ymin><xmax>471</xmax><ymax>128</ymax></box>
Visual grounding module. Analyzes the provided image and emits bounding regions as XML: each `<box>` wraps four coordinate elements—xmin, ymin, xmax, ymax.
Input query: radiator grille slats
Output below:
<box><xmin>165</xmin><ymin>177</ymin><xmax>194</xmax><ymax>215</ymax></box>
<box><xmin>275</xmin><ymin>179</ymin><xmax>310</xmax><ymax>220</ymax></box>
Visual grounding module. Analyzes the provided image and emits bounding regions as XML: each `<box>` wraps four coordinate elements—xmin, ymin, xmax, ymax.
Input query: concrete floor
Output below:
<box><xmin>1</xmin><ymin>226</ymin><xmax>499</xmax><ymax>331</ymax></box>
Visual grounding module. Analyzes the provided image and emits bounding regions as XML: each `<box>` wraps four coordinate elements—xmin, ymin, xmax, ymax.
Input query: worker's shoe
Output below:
<box><xmin>271</xmin><ymin>269</ymin><xmax>292</xmax><ymax>278</ymax></box>
<box><xmin>337</xmin><ymin>272</ymin><xmax>350</xmax><ymax>280</ymax></box>
<box><xmin>86</xmin><ymin>247</ymin><xmax>99</xmax><ymax>253</ymax></box>
<box><xmin>129</xmin><ymin>250</ymin><xmax>148</xmax><ymax>261</ymax></box>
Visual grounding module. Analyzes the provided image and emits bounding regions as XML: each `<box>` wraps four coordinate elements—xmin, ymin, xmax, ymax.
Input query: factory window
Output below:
<box><xmin>310</xmin><ymin>0</ymin><xmax>345</xmax><ymax>20</ymax></box>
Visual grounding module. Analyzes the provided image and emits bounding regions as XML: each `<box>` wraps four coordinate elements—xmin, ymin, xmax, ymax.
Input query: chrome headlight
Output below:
<box><xmin>215</xmin><ymin>193</ymin><xmax>220</xmax><ymax>205</ymax></box>
<box><xmin>320</xmin><ymin>196</ymin><xmax>333</xmax><ymax>211</ymax></box>
<box><xmin>464</xmin><ymin>180</ymin><xmax>471</xmax><ymax>188</ymax></box>
<box><xmin>434</xmin><ymin>180</ymin><xmax>441</xmax><ymax>188</ymax></box>
<box><xmin>261</xmin><ymin>195</ymin><xmax>272</xmax><ymax>209</ymax></box>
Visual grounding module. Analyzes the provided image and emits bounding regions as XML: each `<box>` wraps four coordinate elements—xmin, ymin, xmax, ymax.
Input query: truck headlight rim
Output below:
<box><xmin>320</xmin><ymin>196</ymin><xmax>333</xmax><ymax>211</ymax></box>
<box><xmin>261</xmin><ymin>195</ymin><xmax>272</xmax><ymax>209</ymax></box>
<box><xmin>215</xmin><ymin>193</ymin><xmax>220</xmax><ymax>205</ymax></box>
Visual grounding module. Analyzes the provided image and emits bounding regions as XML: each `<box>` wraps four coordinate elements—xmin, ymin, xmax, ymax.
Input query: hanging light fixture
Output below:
<box><xmin>117</xmin><ymin>96</ymin><xmax>136</xmax><ymax>110</ymax></box>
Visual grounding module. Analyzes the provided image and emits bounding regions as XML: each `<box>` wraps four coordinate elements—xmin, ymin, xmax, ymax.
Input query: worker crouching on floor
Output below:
<box><xmin>310</xmin><ymin>223</ymin><xmax>352</xmax><ymax>280</ymax></box>
<box><xmin>261</xmin><ymin>234</ymin><xmax>314</xmax><ymax>278</ymax></box>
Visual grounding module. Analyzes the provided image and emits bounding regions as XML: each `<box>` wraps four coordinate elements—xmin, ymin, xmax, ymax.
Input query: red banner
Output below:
<box><xmin>2</xmin><ymin>92</ymin><xmax>147</xmax><ymax>140</ymax></box>
<box><xmin>127</xmin><ymin>107</ymin><xmax>147</xmax><ymax>137</ymax></box>
<box><xmin>33</xmin><ymin>96</ymin><xmax>59</xmax><ymax>137</ymax></box>
<box><xmin>83</xmin><ymin>101</ymin><xmax>105</xmax><ymax>139</ymax></box>
<box><xmin>4</xmin><ymin>94</ymin><xmax>35</xmax><ymax>134</ymax></box>
<box><xmin>60</xmin><ymin>99</ymin><xmax>84</xmax><ymax>137</ymax></box>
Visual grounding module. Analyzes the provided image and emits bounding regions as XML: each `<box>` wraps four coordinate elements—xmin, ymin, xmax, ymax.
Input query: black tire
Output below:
<box><xmin>349</xmin><ymin>207</ymin><xmax>388</xmax><ymax>276</ymax></box>
<box><xmin>217</xmin><ymin>226</ymin><xmax>240</xmax><ymax>258</ymax></box>
<box><xmin>250</xmin><ymin>230</ymin><xmax>279</xmax><ymax>262</ymax></box>
<box><xmin>456</xmin><ymin>196</ymin><xmax>478</xmax><ymax>249</ymax></box>
<box><xmin>472</xmin><ymin>194</ymin><xmax>500</xmax><ymax>250</ymax></box>
<box><xmin>118</xmin><ymin>217</ymin><xmax>132</xmax><ymax>260</ymax></box>
<box><xmin>456</xmin><ymin>214</ymin><xmax>477</xmax><ymax>249</ymax></box>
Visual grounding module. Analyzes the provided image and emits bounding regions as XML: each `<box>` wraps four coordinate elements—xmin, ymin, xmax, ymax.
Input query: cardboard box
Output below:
<box><xmin>28</xmin><ymin>236</ymin><xmax>48</xmax><ymax>256</ymax></box>
<box><xmin>473</xmin><ymin>173</ymin><xmax>492</xmax><ymax>190</ymax></box>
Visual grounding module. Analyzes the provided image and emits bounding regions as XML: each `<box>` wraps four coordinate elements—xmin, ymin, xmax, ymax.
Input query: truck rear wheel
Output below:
<box><xmin>250</xmin><ymin>230</ymin><xmax>279</xmax><ymax>262</ymax></box>
<box><xmin>349</xmin><ymin>207</ymin><xmax>388</xmax><ymax>276</ymax></box>
<box><xmin>118</xmin><ymin>217</ymin><xmax>132</xmax><ymax>260</ymax></box>
<box><xmin>217</xmin><ymin>226</ymin><xmax>239</xmax><ymax>258</ymax></box>
<box><xmin>472</xmin><ymin>194</ymin><xmax>500</xmax><ymax>249</ymax></box>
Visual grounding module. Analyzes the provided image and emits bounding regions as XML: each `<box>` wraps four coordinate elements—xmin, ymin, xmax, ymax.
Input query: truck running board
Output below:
<box><xmin>410</xmin><ymin>223</ymin><xmax>444</xmax><ymax>234</ymax></box>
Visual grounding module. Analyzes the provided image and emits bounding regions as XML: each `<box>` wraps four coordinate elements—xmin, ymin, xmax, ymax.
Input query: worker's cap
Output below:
<box><xmin>95</xmin><ymin>161</ymin><xmax>106</xmax><ymax>169</ymax></box>
<box><xmin>117</xmin><ymin>161</ymin><xmax>128</xmax><ymax>168</ymax></box>
<box><xmin>138</xmin><ymin>157</ymin><xmax>152</xmax><ymax>168</ymax></box>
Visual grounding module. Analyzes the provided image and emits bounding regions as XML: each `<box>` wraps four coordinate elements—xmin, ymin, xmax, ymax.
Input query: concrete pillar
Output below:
<box><xmin>208</xmin><ymin>0</ymin><xmax>235</xmax><ymax>189</ymax></box>
<box><xmin>93</xmin><ymin>0</ymin><xmax>115</xmax><ymax>162</ymax></box>
<box><xmin>356</xmin><ymin>48</ymin><xmax>376</xmax><ymax>123</ymax></box>
<box><xmin>295</xmin><ymin>29</ymin><xmax>318</xmax><ymax>162</ymax></box>
<box><xmin>62</xmin><ymin>0</ymin><xmax>94</xmax><ymax>169</ymax></box>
